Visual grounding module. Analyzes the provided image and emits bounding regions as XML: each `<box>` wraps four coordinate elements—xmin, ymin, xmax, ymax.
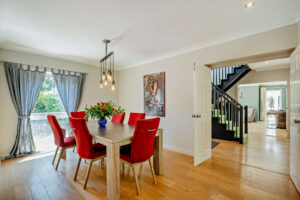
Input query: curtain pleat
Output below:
<box><xmin>51</xmin><ymin>69</ymin><xmax>85</xmax><ymax>115</ymax></box>
<box><xmin>4</xmin><ymin>62</ymin><xmax>46</xmax><ymax>158</ymax></box>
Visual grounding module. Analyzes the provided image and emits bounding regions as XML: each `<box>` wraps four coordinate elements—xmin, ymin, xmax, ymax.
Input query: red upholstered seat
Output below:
<box><xmin>127</xmin><ymin>112</ymin><xmax>146</xmax><ymax>126</ymax></box>
<box><xmin>111</xmin><ymin>113</ymin><xmax>126</xmax><ymax>123</ymax></box>
<box><xmin>69</xmin><ymin>117</ymin><xmax>106</xmax><ymax>160</ymax></box>
<box><xmin>121</xmin><ymin>118</ymin><xmax>160</xmax><ymax>163</ymax></box>
<box><xmin>62</xmin><ymin>137</ymin><xmax>76</xmax><ymax>147</ymax></box>
<box><xmin>47</xmin><ymin>114</ymin><xmax>76</xmax><ymax>148</ymax></box>
<box><xmin>70</xmin><ymin>111</ymin><xmax>88</xmax><ymax>121</ymax></box>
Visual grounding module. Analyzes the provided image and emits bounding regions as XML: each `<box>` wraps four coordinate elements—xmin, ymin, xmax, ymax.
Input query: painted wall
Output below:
<box><xmin>238</xmin><ymin>85</ymin><xmax>260</xmax><ymax>121</ymax></box>
<box><xmin>0</xmin><ymin>49</ymin><xmax>119</xmax><ymax>157</ymax></box>
<box><xmin>118</xmin><ymin>24</ymin><xmax>298</xmax><ymax>155</ymax></box>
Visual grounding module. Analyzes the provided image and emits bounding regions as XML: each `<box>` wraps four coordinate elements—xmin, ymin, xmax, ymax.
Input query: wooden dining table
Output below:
<box><xmin>86</xmin><ymin>121</ymin><xmax>163</xmax><ymax>200</ymax></box>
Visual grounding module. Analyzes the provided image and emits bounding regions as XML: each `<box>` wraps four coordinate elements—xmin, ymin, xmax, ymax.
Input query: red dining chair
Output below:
<box><xmin>69</xmin><ymin>117</ymin><xmax>106</xmax><ymax>189</ymax></box>
<box><xmin>70</xmin><ymin>111</ymin><xmax>88</xmax><ymax>121</ymax></box>
<box><xmin>127</xmin><ymin>112</ymin><xmax>146</xmax><ymax>125</ymax></box>
<box><xmin>47</xmin><ymin>114</ymin><xmax>76</xmax><ymax>170</ymax></box>
<box><xmin>111</xmin><ymin>113</ymin><xmax>126</xmax><ymax>123</ymax></box>
<box><xmin>120</xmin><ymin>118</ymin><xmax>160</xmax><ymax>195</ymax></box>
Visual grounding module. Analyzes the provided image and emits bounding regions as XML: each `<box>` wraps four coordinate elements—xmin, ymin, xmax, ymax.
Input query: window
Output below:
<box><xmin>31</xmin><ymin>72</ymin><xmax>69</xmax><ymax>153</ymax></box>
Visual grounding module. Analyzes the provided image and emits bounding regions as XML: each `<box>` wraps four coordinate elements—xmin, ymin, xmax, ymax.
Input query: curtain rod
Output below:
<box><xmin>0</xmin><ymin>60</ymin><xmax>87</xmax><ymax>74</ymax></box>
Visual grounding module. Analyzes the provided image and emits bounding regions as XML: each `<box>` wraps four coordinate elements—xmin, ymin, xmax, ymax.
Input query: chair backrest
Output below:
<box><xmin>128</xmin><ymin>112</ymin><xmax>146</xmax><ymax>125</ymax></box>
<box><xmin>111</xmin><ymin>113</ymin><xmax>126</xmax><ymax>123</ymax></box>
<box><xmin>70</xmin><ymin>111</ymin><xmax>88</xmax><ymax>121</ymax></box>
<box><xmin>130</xmin><ymin>118</ymin><xmax>160</xmax><ymax>163</ymax></box>
<box><xmin>47</xmin><ymin>114</ymin><xmax>64</xmax><ymax>147</ymax></box>
<box><xmin>68</xmin><ymin>117</ymin><xmax>95</xmax><ymax>159</ymax></box>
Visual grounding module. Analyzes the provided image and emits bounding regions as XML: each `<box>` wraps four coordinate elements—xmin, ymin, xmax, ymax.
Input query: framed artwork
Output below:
<box><xmin>144</xmin><ymin>72</ymin><xmax>165</xmax><ymax>117</ymax></box>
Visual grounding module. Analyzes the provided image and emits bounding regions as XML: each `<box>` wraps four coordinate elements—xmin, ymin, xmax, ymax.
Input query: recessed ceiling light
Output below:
<box><xmin>245</xmin><ymin>1</ymin><xmax>255</xmax><ymax>8</ymax></box>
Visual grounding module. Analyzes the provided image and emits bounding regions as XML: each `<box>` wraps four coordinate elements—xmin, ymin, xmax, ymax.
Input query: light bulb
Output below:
<box><xmin>108</xmin><ymin>74</ymin><xmax>112</xmax><ymax>81</ymax></box>
<box><xmin>245</xmin><ymin>1</ymin><xmax>255</xmax><ymax>8</ymax></box>
<box><xmin>100</xmin><ymin>80</ymin><xmax>103</xmax><ymax>88</ymax></box>
<box><xmin>102</xmin><ymin>73</ymin><xmax>106</xmax><ymax>80</ymax></box>
<box><xmin>111</xmin><ymin>81</ymin><xmax>115</xmax><ymax>91</ymax></box>
<box><xmin>104</xmin><ymin>80</ymin><xmax>108</xmax><ymax>86</ymax></box>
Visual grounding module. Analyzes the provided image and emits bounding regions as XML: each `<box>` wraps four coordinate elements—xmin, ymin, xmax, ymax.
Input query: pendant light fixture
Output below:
<box><xmin>99</xmin><ymin>39</ymin><xmax>115</xmax><ymax>91</ymax></box>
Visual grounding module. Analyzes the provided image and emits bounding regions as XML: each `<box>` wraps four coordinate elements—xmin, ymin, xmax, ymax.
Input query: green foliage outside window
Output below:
<box><xmin>33</xmin><ymin>75</ymin><xmax>65</xmax><ymax>113</ymax></box>
<box><xmin>33</xmin><ymin>93</ymin><xmax>64</xmax><ymax>113</ymax></box>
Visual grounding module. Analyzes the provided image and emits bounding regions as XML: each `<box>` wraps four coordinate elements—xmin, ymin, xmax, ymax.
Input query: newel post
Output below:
<box><xmin>244</xmin><ymin>106</ymin><xmax>248</xmax><ymax>134</ymax></box>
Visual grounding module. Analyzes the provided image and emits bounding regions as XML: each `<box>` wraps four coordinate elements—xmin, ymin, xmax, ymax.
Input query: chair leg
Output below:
<box><xmin>121</xmin><ymin>162</ymin><xmax>125</xmax><ymax>176</ymax></box>
<box><xmin>52</xmin><ymin>147</ymin><xmax>59</xmax><ymax>165</ymax></box>
<box><xmin>149</xmin><ymin>158</ymin><xmax>157</xmax><ymax>184</ymax></box>
<box><xmin>55</xmin><ymin>148</ymin><xmax>65</xmax><ymax>171</ymax></box>
<box><xmin>73</xmin><ymin>147</ymin><xmax>76</xmax><ymax>153</ymax></box>
<box><xmin>132</xmin><ymin>165</ymin><xmax>140</xmax><ymax>195</ymax></box>
<box><xmin>138</xmin><ymin>163</ymin><xmax>143</xmax><ymax>178</ymax></box>
<box><xmin>74</xmin><ymin>157</ymin><xmax>82</xmax><ymax>181</ymax></box>
<box><xmin>100</xmin><ymin>158</ymin><xmax>105</xmax><ymax>168</ymax></box>
<box><xmin>83</xmin><ymin>160</ymin><xmax>93</xmax><ymax>189</ymax></box>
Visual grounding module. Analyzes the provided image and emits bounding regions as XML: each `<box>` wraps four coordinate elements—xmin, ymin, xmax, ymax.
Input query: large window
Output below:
<box><xmin>31</xmin><ymin>72</ymin><xmax>70</xmax><ymax>153</ymax></box>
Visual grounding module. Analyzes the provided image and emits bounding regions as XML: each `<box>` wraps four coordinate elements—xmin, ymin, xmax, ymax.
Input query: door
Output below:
<box><xmin>260</xmin><ymin>87</ymin><xmax>267</xmax><ymax>121</ymax></box>
<box><xmin>193</xmin><ymin>64</ymin><xmax>211</xmax><ymax>166</ymax></box>
<box><xmin>290</xmin><ymin>45</ymin><xmax>300</xmax><ymax>192</ymax></box>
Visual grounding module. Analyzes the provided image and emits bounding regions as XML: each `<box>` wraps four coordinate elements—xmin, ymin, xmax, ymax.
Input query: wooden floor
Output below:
<box><xmin>213</xmin><ymin>121</ymin><xmax>290</xmax><ymax>175</ymax></box>
<box><xmin>0</xmin><ymin>122</ymin><xmax>299</xmax><ymax>200</ymax></box>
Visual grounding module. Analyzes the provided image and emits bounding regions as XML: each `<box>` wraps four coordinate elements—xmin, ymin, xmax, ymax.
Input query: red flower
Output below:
<box><xmin>101</xmin><ymin>107</ymin><xmax>105</xmax><ymax>112</ymax></box>
<box><xmin>101</xmin><ymin>102</ymin><xmax>105</xmax><ymax>105</ymax></box>
<box><xmin>112</xmin><ymin>107</ymin><xmax>115</xmax><ymax>111</ymax></box>
<box><xmin>94</xmin><ymin>105</ymin><xmax>97</xmax><ymax>108</ymax></box>
<box><xmin>97</xmin><ymin>102</ymin><xmax>100</xmax><ymax>105</ymax></box>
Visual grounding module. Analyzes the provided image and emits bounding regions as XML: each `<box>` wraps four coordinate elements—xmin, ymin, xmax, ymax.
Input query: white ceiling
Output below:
<box><xmin>0</xmin><ymin>0</ymin><xmax>299</xmax><ymax>69</ymax></box>
<box><xmin>248</xmin><ymin>58</ymin><xmax>290</xmax><ymax>71</ymax></box>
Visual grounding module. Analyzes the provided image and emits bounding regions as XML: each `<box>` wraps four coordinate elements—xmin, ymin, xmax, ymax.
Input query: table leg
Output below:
<box><xmin>106</xmin><ymin>142</ymin><xmax>120</xmax><ymax>200</ymax></box>
<box><xmin>153</xmin><ymin>131</ymin><xmax>163</xmax><ymax>175</ymax></box>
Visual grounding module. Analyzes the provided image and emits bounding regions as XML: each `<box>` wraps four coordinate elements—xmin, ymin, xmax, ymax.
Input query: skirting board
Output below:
<box><xmin>163</xmin><ymin>145</ymin><xmax>193</xmax><ymax>156</ymax></box>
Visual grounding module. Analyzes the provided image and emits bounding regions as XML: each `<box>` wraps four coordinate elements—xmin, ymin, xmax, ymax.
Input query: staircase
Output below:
<box><xmin>211</xmin><ymin>65</ymin><xmax>251</xmax><ymax>144</ymax></box>
<box><xmin>212</xmin><ymin>65</ymin><xmax>251</xmax><ymax>91</ymax></box>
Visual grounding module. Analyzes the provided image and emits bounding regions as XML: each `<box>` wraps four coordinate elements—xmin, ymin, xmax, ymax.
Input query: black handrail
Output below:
<box><xmin>212</xmin><ymin>84</ymin><xmax>242</xmax><ymax>109</ymax></box>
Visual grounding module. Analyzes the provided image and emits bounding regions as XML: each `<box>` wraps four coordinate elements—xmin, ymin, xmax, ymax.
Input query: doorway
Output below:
<box><xmin>202</xmin><ymin>51</ymin><xmax>292</xmax><ymax>175</ymax></box>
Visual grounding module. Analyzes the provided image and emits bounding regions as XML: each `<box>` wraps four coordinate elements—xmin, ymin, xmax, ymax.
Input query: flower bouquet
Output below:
<box><xmin>85</xmin><ymin>101</ymin><xmax>125</xmax><ymax>127</ymax></box>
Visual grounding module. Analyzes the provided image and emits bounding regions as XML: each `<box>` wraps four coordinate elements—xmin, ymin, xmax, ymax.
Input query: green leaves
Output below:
<box><xmin>85</xmin><ymin>100</ymin><xmax>125</xmax><ymax>120</ymax></box>
<box><xmin>33</xmin><ymin>93</ymin><xmax>64</xmax><ymax>113</ymax></box>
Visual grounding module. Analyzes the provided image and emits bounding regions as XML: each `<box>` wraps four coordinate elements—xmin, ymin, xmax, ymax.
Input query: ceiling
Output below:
<box><xmin>0</xmin><ymin>0</ymin><xmax>299</xmax><ymax>69</ymax></box>
<box><xmin>248</xmin><ymin>58</ymin><xmax>290</xmax><ymax>71</ymax></box>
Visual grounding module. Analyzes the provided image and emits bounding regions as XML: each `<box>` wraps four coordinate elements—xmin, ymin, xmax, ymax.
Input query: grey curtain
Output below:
<box><xmin>4</xmin><ymin>62</ymin><xmax>46</xmax><ymax>158</ymax></box>
<box><xmin>51</xmin><ymin>69</ymin><xmax>85</xmax><ymax>115</ymax></box>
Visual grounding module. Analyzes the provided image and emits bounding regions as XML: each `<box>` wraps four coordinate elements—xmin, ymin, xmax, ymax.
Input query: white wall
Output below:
<box><xmin>118</xmin><ymin>24</ymin><xmax>298</xmax><ymax>155</ymax></box>
<box><xmin>0</xmin><ymin>49</ymin><xmax>118</xmax><ymax>157</ymax></box>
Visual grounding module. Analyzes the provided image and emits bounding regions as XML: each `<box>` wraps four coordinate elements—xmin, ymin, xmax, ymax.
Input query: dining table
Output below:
<box><xmin>86</xmin><ymin>121</ymin><xmax>164</xmax><ymax>200</ymax></box>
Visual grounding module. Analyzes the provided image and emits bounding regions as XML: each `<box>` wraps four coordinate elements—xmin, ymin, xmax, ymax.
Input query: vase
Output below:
<box><xmin>98</xmin><ymin>118</ymin><xmax>107</xmax><ymax>127</ymax></box>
